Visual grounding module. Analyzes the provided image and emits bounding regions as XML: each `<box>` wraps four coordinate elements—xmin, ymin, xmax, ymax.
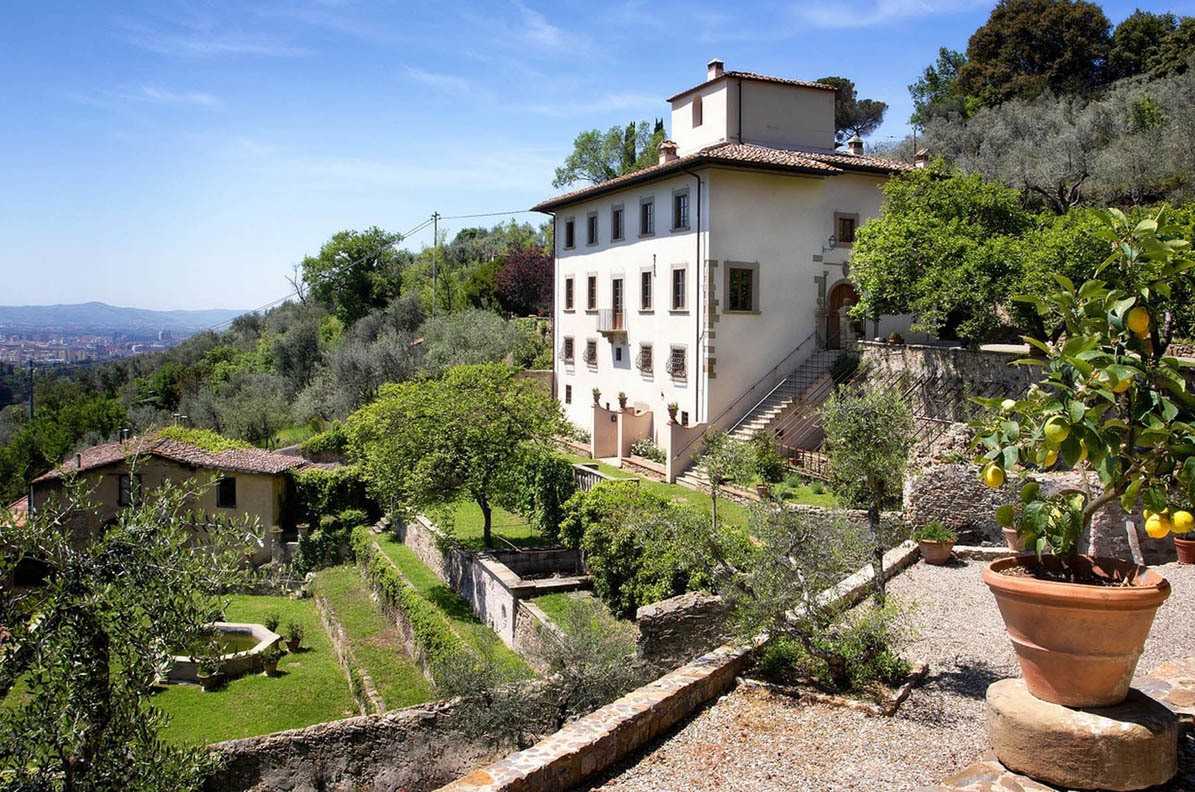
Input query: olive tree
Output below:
<box><xmin>346</xmin><ymin>363</ymin><xmax>562</xmax><ymax>547</ymax></box>
<box><xmin>0</xmin><ymin>478</ymin><xmax>250</xmax><ymax>791</ymax></box>
<box><xmin>821</xmin><ymin>386</ymin><xmax>914</xmax><ymax>604</ymax></box>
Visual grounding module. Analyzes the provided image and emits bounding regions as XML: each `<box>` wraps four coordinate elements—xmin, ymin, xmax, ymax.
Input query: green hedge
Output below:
<box><xmin>350</xmin><ymin>526</ymin><xmax>467</xmax><ymax>682</ymax></box>
<box><xmin>300</xmin><ymin>422</ymin><xmax>348</xmax><ymax>457</ymax></box>
<box><xmin>291</xmin><ymin>464</ymin><xmax>378</xmax><ymax>525</ymax></box>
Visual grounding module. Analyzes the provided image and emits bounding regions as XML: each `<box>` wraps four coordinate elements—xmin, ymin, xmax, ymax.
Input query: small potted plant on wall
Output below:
<box><xmin>196</xmin><ymin>651</ymin><xmax>223</xmax><ymax>692</ymax></box>
<box><xmin>618</xmin><ymin>391</ymin><xmax>628</xmax><ymax>410</ymax></box>
<box><xmin>667</xmin><ymin>402</ymin><xmax>679</xmax><ymax>423</ymax></box>
<box><xmin>264</xmin><ymin>612</ymin><xmax>281</xmax><ymax>633</ymax></box>
<box><xmin>592</xmin><ymin>387</ymin><xmax>601</xmax><ymax>406</ymax></box>
<box><xmin>913</xmin><ymin>521</ymin><xmax>957</xmax><ymax>565</ymax></box>
<box><xmin>284</xmin><ymin>621</ymin><xmax>304</xmax><ymax>653</ymax></box>
<box><xmin>1168</xmin><ymin>509</ymin><xmax>1195</xmax><ymax>563</ymax></box>
<box><xmin>261</xmin><ymin>641</ymin><xmax>284</xmax><ymax>676</ymax></box>
<box><xmin>972</xmin><ymin>210</ymin><xmax>1184</xmax><ymax>708</ymax></box>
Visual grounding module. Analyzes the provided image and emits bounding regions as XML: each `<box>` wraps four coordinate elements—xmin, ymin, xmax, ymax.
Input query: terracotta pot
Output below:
<box><xmin>1002</xmin><ymin>527</ymin><xmax>1025</xmax><ymax>552</ymax></box>
<box><xmin>755</xmin><ymin>483</ymin><xmax>771</xmax><ymax>499</ymax></box>
<box><xmin>983</xmin><ymin>555</ymin><xmax>1170</xmax><ymax>707</ymax></box>
<box><xmin>262</xmin><ymin>659</ymin><xmax>279</xmax><ymax>677</ymax></box>
<box><xmin>1175</xmin><ymin>536</ymin><xmax>1195</xmax><ymax>564</ymax></box>
<box><xmin>286</xmin><ymin>638</ymin><xmax>301</xmax><ymax>652</ymax></box>
<box><xmin>197</xmin><ymin>672</ymin><xmax>222</xmax><ymax>692</ymax></box>
<box><xmin>919</xmin><ymin>540</ymin><xmax>955</xmax><ymax>565</ymax></box>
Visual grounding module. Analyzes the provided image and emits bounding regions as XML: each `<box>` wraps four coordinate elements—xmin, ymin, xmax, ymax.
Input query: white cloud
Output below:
<box><xmin>525</xmin><ymin>91</ymin><xmax>661</xmax><ymax>117</ymax></box>
<box><xmin>794</xmin><ymin>0</ymin><xmax>987</xmax><ymax>29</ymax></box>
<box><xmin>119</xmin><ymin>17</ymin><xmax>309</xmax><ymax>58</ymax></box>
<box><xmin>514</xmin><ymin>0</ymin><xmax>569</xmax><ymax>50</ymax></box>
<box><xmin>402</xmin><ymin>66</ymin><xmax>473</xmax><ymax>96</ymax></box>
<box><xmin>128</xmin><ymin>86</ymin><xmax>222</xmax><ymax>108</ymax></box>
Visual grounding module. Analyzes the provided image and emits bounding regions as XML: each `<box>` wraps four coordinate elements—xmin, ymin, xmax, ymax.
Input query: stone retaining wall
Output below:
<box><xmin>635</xmin><ymin>591</ymin><xmax>731</xmax><ymax>672</ymax></box>
<box><xmin>209</xmin><ymin>699</ymin><xmax>503</xmax><ymax>792</ymax></box>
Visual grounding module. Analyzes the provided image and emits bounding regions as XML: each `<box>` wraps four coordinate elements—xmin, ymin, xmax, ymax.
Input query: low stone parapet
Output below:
<box><xmin>636</xmin><ymin>591</ymin><xmax>731</xmax><ymax>672</ymax></box>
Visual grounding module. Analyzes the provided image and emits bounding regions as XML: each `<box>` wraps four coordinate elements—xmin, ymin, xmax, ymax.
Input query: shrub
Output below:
<box><xmin>155</xmin><ymin>425</ymin><xmax>251</xmax><ymax>453</ymax></box>
<box><xmin>628</xmin><ymin>438</ymin><xmax>665</xmax><ymax>464</ymax></box>
<box><xmin>290</xmin><ymin>464</ymin><xmax>378</xmax><ymax>526</ymax></box>
<box><xmin>264</xmin><ymin>612</ymin><xmax>281</xmax><ymax>633</ymax></box>
<box><xmin>350</xmin><ymin>526</ymin><xmax>468</xmax><ymax>683</ymax></box>
<box><xmin>912</xmin><ymin>521</ymin><xmax>957</xmax><ymax>543</ymax></box>
<box><xmin>559</xmin><ymin>482</ymin><xmax>744</xmax><ymax>618</ymax></box>
<box><xmin>293</xmin><ymin>508</ymin><xmax>369</xmax><ymax>573</ymax></box>
<box><xmin>299</xmin><ymin>422</ymin><xmax>348</xmax><ymax>457</ymax></box>
<box><xmin>750</xmin><ymin>432</ymin><xmax>787</xmax><ymax>484</ymax></box>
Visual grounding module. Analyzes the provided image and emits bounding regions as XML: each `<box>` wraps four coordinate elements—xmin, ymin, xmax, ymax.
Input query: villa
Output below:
<box><xmin>534</xmin><ymin>60</ymin><xmax>920</xmax><ymax>480</ymax></box>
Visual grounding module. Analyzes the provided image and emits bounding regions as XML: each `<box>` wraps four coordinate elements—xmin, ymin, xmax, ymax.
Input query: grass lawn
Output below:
<box><xmin>375</xmin><ymin>534</ymin><xmax>530</xmax><ymax>677</ymax></box>
<box><xmin>435</xmin><ymin>498</ymin><xmax>543</xmax><ymax>550</ymax></box>
<box><xmin>533</xmin><ymin>591</ymin><xmax>637</xmax><ymax>645</ymax></box>
<box><xmin>771</xmin><ymin>476</ymin><xmax>839</xmax><ymax>508</ymax></box>
<box><xmin>270</xmin><ymin>423</ymin><xmax>318</xmax><ymax>448</ymax></box>
<box><xmin>152</xmin><ymin>594</ymin><xmax>357</xmax><ymax>745</ymax></box>
<box><xmin>314</xmin><ymin>565</ymin><xmax>435</xmax><ymax>709</ymax></box>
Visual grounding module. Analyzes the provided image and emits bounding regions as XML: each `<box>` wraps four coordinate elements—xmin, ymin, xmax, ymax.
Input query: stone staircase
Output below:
<box><xmin>727</xmin><ymin>349</ymin><xmax>843</xmax><ymax>443</ymax></box>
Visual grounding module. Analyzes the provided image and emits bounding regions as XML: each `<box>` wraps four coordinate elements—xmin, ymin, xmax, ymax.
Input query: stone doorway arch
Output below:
<box><xmin>826</xmin><ymin>281</ymin><xmax>861</xmax><ymax>350</ymax></box>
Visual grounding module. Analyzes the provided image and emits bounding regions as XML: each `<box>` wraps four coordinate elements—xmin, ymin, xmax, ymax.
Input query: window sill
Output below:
<box><xmin>563</xmin><ymin>308</ymin><xmax>575</xmax><ymax>313</ymax></box>
<box><xmin>670</xmin><ymin>308</ymin><xmax>690</xmax><ymax>315</ymax></box>
<box><xmin>639</xmin><ymin>232</ymin><xmax>655</xmax><ymax>239</ymax></box>
<box><xmin>723</xmin><ymin>308</ymin><xmax>760</xmax><ymax>315</ymax></box>
<box><xmin>671</xmin><ymin>226</ymin><xmax>691</xmax><ymax>233</ymax></box>
<box><xmin>585</xmin><ymin>308</ymin><xmax>598</xmax><ymax>314</ymax></box>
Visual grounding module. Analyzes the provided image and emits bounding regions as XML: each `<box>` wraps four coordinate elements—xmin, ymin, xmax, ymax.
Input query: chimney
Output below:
<box><xmin>846</xmin><ymin>134</ymin><xmax>864</xmax><ymax>156</ymax></box>
<box><xmin>658</xmin><ymin>139</ymin><xmax>679</xmax><ymax>165</ymax></box>
<box><xmin>707</xmin><ymin>58</ymin><xmax>725</xmax><ymax>80</ymax></box>
<box><xmin>914</xmin><ymin>148</ymin><xmax>930</xmax><ymax>168</ymax></box>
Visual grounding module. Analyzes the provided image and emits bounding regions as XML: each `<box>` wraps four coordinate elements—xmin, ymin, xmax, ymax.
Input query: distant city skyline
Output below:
<box><xmin>1</xmin><ymin>0</ymin><xmax>1180</xmax><ymax>310</ymax></box>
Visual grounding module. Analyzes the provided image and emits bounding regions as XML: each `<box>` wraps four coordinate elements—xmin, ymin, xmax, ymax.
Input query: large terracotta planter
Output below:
<box><xmin>983</xmin><ymin>555</ymin><xmax>1170</xmax><ymax>707</ymax></box>
<box><xmin>1176</xmin><ymin>537</ymin><xmax>1195</xmax><ymax>565</ymax></box>
<box><xmin>919</xmin><ymin>539</ymin><xmax>955</xmax><ymax>565</ymax></box>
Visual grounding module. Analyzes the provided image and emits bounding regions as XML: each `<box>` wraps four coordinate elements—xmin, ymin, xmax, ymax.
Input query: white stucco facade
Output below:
<box><xmin>537</xmin><ymin>61</ymin><xmax>918</xmax><ymax>451</ymax></box>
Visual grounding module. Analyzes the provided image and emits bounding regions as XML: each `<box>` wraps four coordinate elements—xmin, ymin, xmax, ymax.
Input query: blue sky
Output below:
<box><xmin>1</xmin><ymin>0</ymin><xmax>1189</xmax><ymax>310</ymax></box>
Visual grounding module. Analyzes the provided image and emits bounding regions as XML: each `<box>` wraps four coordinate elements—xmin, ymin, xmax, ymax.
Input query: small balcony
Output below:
<box><xmin>597</xmin><ymin>308</ymin><xmax>626</xmax><ymax>337</ymax></box>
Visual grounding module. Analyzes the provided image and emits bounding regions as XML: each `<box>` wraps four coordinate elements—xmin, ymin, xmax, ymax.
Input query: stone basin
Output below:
<box><xmin>166</xmin><ymin>621</ymin><xmax>282</xmax><ymax>684</ymax></box>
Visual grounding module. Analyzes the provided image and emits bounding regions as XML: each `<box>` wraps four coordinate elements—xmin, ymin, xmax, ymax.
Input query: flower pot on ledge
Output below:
<box><xmin>1175</xmin><ymin>536</ymin><xmax>1195</xmax><ymax>564</ymax></box>
<box><xmin>983</xmin><ymin>555</ymin><xmax>1170</xmax><ymax>707</ymax></box>
<box><xmin>918</xmin><ymin>539</ymin><xmax>955</xmax><ymax>565</ymax></box>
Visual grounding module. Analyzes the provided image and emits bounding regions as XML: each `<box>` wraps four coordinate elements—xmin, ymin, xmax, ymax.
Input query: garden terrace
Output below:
<box><xmin>575</xmin><ymin>560</ymin><xmax>1195</xmax><ymax>791</ymax></box>
<box><xmin>152</xmin><ymin>594</ymin><xmax>357</xmax><ymax>745</ymax></box>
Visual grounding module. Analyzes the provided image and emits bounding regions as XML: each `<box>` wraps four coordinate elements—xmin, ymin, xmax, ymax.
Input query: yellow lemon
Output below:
<box><xmin>1042</xmin><ymin>449</ymin><xmax>1058</xmax><ymax>468</ymax></box>
<box><xmin>1172</xmin><ymin>510</ymin><xmax>1194</xmax><ymax>535</ymax></box>
<box><xmin>1145</xmin><ymin>513</ymin><xmax>1171</xmax><ymax>539</ymax></box>
<box><xmin>982</xmin><ymin>464</ymin><xmax>1005</xmax><ymax>489</ymax></box>
<box><xmin>1076</xmin><ymin>441</ymin><xmax>1088</xmax><ymax>463</ymax></box>
<box><xmin>1111</xmin><ymin>373</ymin><xmax>1133</xmax><ymax>394</ymax></box>
<box><xmin>1127</xmin><ymin>307</ymin><xmax>1151</xmax><ymax>338</ymax></box>
<box><xmin>1000</xmin><ymin>399</ymin><xmax>1017</xmax><ymax>414</ymax></box>
<box><xmin>1044</xmin><ymin>418</ymin><xmax>1070</xmax><ymax>446</ymax></box>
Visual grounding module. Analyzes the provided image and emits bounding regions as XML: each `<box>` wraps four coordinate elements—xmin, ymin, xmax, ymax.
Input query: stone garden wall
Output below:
<box><xmin>904</xmin><ymin>462</ymin><xmax>1177</xmax><ymax>564</ymax></box>
<box><xmin>209</xmin><ymin>699</ymin><xmax>505</xmax><ymax>792</ymax></box>
<box><xmin>635</xmin><ymin>591</ymin><xmax>731</xmax><ymax>672</ymax></box>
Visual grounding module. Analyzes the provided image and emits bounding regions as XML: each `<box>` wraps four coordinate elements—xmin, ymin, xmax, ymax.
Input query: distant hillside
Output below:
<box><xmin>0</xmin><ymin>302</ymin><xmax>246</xmax><ymax>335</ymax></box>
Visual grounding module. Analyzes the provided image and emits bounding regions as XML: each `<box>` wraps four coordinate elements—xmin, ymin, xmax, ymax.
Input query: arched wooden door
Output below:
<box><xmin>826</xmin><ymin>282</ymin><xmax>861</xmax><ymax>350</ymax></box>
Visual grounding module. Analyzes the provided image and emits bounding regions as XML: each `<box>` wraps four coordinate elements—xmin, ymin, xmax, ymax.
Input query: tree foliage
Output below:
<box><xmin>346</xmin><ymin>363</ymin><xmax>561</xmax><ymax>546</ymax></box>
<box><xmin>822</xmin><ymin>387</ymin><xmax>914</xmax><ymax>603</ymax></box>
<box><xmin>816</xmin><ymin>76</ymin><xmax>888</xmax><ymax>143</ymax></box>
<box><xmin>496</xmin><ymin>246</ymin><xmax>553</xmax><ymax>316</ymax></box>
<box><xmin>909</xmin><ymin>48</ymin><xmax>971</xmax><ymax>127</ymax></box>
<box><xmin>552</xmin><ymin>120</ymin><xmax>665</xmax><ymax>188</ymax></box>
<box><xmin>301</xmin><ymin>227</ymin><xmax>406</xmax><ymax>325</ymax></box>
<box><xmin>956</xmin><ymin>0</ymin><xmax>1112</xmax><ymax>107</ymax></box>
<box><xmin>973</xmin><ymin>209</ymin><xmax>1195</xmax><ymax>562</ymax></box>
<box><xmin>0</xmin><ymin>479</ymin><xmax>249</xmax><ymax>790</ymax></box>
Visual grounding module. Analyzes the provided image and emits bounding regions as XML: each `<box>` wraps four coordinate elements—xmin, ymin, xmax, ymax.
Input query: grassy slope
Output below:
<box><xmin>437</xmin><ymin>498</ymin><xmax>542</xmax><ymax>550</ymax></box>
<box><xmin>532</xmin><ymin>591</ymin><xmax>637</xmax><ymax>644</ymax></box>
<box><xmin>314</xmin><ymin>565</ymin><xmax>435</xmax><ymax>709</ymax></box>
<box><xmin>375</xmin><ymin>534</ymin><xmax>530</xmax><ymax>677</ymax></box>
<box><xmin>153</xmin><ymin>595</ymin><xmax>356</xmax><ymax>745</ymax></box>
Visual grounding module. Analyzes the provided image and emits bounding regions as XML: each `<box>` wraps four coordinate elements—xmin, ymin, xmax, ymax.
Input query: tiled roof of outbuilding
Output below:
<box><xmin>32</xmin><ymin>434</ymin><xmax>310</xmax><ymax>483</ymax></box>
<box><xmin>531</xmin><ymin>141</ymin><xmax>912</xmax><ymax>212</ymax></box>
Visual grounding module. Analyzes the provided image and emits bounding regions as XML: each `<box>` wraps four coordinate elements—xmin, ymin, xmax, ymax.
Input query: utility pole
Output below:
<box><xmin>26</xmin><ymin>359</ymin><xmax>34</xmax><ymax>515</ymax></box>
<box><xmin>431</xmin><ymin>211</ymin><xmax>440</xmax><ymax>318</ymax></box>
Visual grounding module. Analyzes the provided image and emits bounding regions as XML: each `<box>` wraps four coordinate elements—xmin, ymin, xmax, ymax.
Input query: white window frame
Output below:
<box><xmin>639</xmin><ymin>197</ymin><xmax>655</xmax><ymax>237</ymax></box>
<box><xmin>611</xmin><ymin>204</ymin><xmax>625</xmax><ymax>242</ymax></box>
<box><xmin>563</xmin><ymin>276</ymin><xmax>575</xmax><ymax>312</ymax></box>
<box><xmin>563</xmin><ymin>217</ymin><xmax>576</xmax><ymax>250</ymax></box>
<box><xmin>724</xmin><ymin>261</ymin><xmax>761</xmax><ymax>314</ymax></box>
<box><xmin>670</xmin><ymin>264</ymin><xmax>688</xmax><ymax>312</ymax></box>
<box><xmin>672</xmin><ymin>188</ymin><xmax>690</xmax><ymax>231</ymax></box>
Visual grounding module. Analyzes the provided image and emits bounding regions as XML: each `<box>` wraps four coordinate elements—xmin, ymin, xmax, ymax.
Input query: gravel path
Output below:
<box><xmin>582</xmin><ymin>560</ymin><xmax>1195</xmax><ymax>792</ymax></box>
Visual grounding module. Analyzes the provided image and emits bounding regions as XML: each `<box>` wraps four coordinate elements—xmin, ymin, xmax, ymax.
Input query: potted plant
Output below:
<box><xmin>913</xmin><ymin>521</ymin><xmax>957</xmax><ymax>565</ymax></box>
<box><xmin>195</xmin><ymin>652</ymin><xmax>223</xmax><ymax>691</ymax></box>
<box><xmin>260</xmin><ymin>641</ymin><xmax>284</xmax><ymax>676</ymax></box>
<box><xmin>618</xmin><ymin>391</ymin><xmax>628</xmax><ymax>410</ymax></box>
<box><xmin>972</xmin><ymin>210</ymin><xmax>1184</xmax><ymax>708</ymax></box>
<box><xmin>667</xmin><ymin>402</ymin><xmax>679</xmax><ymax>423</ymax></box>
<box><xmin>592</xmin><ymin>387</ymin><xmax>601</xmax><ymax>406</ymax></box>
<box><xmin>284</xmin><ymin>621</ymin><xmax>304</xmax><ymax>652</ymax></box>
<box><xmin>754</xmin><ymin>482</ymin><xmax>772</xmax><ymax>499</ymax></box>
<box><xmin>264</xmin><ymin>612</ymin><xmax>281</xmax><ymax>633</ymax></box>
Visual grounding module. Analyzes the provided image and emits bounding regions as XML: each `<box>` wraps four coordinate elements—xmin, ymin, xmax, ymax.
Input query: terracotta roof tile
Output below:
<box><xmin>667</xmin><ymin>70</ymin><xmax>837</xmax><ymax>102</ymax></box>
<box><xmin>531</xmin><ymin>142</ymin><xmax>910</xmax><ymax>212</ymax></box>
<box><xmin>33</xmin><ymin>434</ymin><xmax>307</xmax><ymax>483</ymax></box>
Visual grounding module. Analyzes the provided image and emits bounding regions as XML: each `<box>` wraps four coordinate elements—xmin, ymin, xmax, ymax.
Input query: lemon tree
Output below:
<box><xmin>973</xmin><ymin>208</ymin><xmax>1195</xmax><ymax>557</ymax></box>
